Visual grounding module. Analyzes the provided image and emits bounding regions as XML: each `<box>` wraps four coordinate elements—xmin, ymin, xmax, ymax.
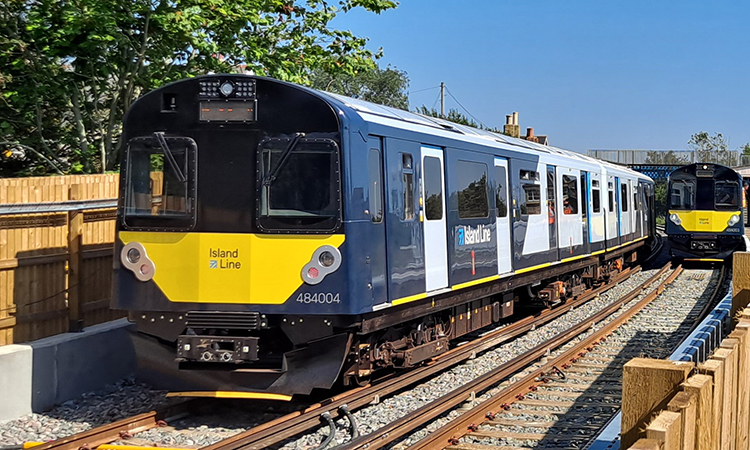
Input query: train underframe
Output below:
<box><xmin>668</xmin><ymin>233</ymin><xmax>745</xmax><ymax>260</ymax></box>
<box><xmin>132</xmin><ymin>244</ymin><xmax>643</xmax><ymax>396</ymax></box>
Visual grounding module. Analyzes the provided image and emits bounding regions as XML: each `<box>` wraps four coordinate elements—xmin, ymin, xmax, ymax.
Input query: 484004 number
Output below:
<box><xmin>296</xmin><ymin>292</ymin><xmax>340</xmax><ymax>304</ymax></box>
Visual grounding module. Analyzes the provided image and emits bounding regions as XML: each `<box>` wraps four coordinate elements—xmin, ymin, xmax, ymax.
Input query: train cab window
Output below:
<box><xmin>368</xmin><ymin>148</ymin><xmax>383</xmax><ymax>223</ymax></box>
<box><xmin>592</xmin><ymin>180</ymin><xmax>601</xmax><ymax>213</ymax></box>
<box><xmin>633</xmin><ymin>191</ymin><xmax>638</xmax><ymax>211</ymax></box>
<box><xmin>562</xmin><ymin>175</ymin><xmax>578</xmax><ymax>214</ymax></box>
<box><xmin>669</xmin><ymin>179</ymin><xmax>695</xmax><ymax>210</ymax></box>
<box><xmin>457</xmin><ymin>160</ymin><xmax>489</xmax><ymax>218</ymax></box>
<box><xmin>521</xmin><ymin>184</ymin><xmax>541</xmax><ymax>215</ymax></box>
<box><xmin>715</xmin><ymin>181</ymin><xmax>740</xmax><ymax>209</ymax></box>
<box><xmin>495</xmin><ymin>166</ymin><xmax>508</xmax><ymax>218</ymax></box>
<box><xmin>123</xmin><ymin>135</ymin><xmax>196</xmax><ymax>230</ymax></box>
<box><xmin>621</xmin><ymin>183</ymin><xmax>628</xmax><ymax>212</ymax></box>
<box><xmin>402</xmin><ymin>153</ymin><xmax>414</xmax><ymax>221</ymax></box>
<box><xmin>258</xmin><ymin>137</ymin><xmax>341</xmax><ymax>231</ymax></box>
<box><xmin>608</xmin><ymin>189</ymin><xmax>614</xmax><ymax>213</ymax></box>
<box><xmin>580</xmin><ymin>174</ymin><xmax>587</xmax><ymax>218</ymax></box>
<box><xmin>424</xmin><ymin>156</ymin><xmax>443</xmax><ymax>220</ymax></box>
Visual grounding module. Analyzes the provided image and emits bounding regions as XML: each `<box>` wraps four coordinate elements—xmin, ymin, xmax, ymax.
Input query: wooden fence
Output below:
<box><xmin>0</xmin><ymin>174</ymin><xmax>125</xmax><ymax>345</ymax></box>
<box><xmin>621</xmin><ymin>254</ymin><xmax>750</xmax><ymax>450</ymax></box>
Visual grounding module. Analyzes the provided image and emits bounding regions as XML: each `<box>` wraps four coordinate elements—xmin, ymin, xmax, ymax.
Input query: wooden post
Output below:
<box><xmin>712</xmin><ymin>347</ymin><xmax>737</xmax><ymax>450</ymax></box>
<box><xmin>630</xmin><ymin>439</ymin><xmax>663</xmax><ymax>450</ymax></box>
<box><xmin>668</xmin><ymin>391</ymin><xmax>697</xmax><ymax>450</ymax></box>
<box><xmin>737</xmin><ymin>321</ymin><xmax>750</xmax><ymax>450</ymax></box>
<box><xmin>728</xmin><ymin>327</ymin><xmax>749</xmax><ymax>450</ymax></box>
<box><xmin>646</xmin><ymin>410</ymin><xmax>682</xmax><ymax>450</ymax></box>
<box><xmin>622</xmin><ymin>358</ymin><xmax>694</xmax><ymax>449</ymax></box>
<box><xmin>67</xmin><ymin>184</ymin><xmax>84</xmax><ymax>332</ymax></box>
<box><xmin>733</xmin><ymin>252</ymin><xmax>750</xmax><ymax>327</ymax></box>
<box><xmin>682</xmin><ymin>374</ymin><xmax>714</xmax><ymax>450</ymax></box>
<box><xmin>698</xmin><ymin>358</ymin><xmax>726</xmax><ymax>450</ymax></box>
<box><xmin>721</xmin><ymin>338</ymin><xmax>740</xmax><ymax>450</ymax></box>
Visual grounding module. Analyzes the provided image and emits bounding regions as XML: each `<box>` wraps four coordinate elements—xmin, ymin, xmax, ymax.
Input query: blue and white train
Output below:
<box><xmin>112</xmin><ymin>75</ymin><xmax>656</xmax><ymax>397</ymax></box>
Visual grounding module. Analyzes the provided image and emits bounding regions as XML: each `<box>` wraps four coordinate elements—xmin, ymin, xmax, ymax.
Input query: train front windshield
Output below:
<box><xmin>669</xmin><ymin>178</ymin><xmax>740</xmax><ymax>211</ymax></box>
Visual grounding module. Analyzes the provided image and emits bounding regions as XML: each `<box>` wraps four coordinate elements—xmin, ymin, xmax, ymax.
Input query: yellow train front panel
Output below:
<box><xmin>119</xmin><ymin>231</ymin><xmax>345</xmax><ymax>304</ymax></box>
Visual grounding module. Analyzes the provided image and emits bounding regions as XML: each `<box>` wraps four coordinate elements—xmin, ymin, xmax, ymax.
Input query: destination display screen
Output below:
<box><xmin>199</xmin><ymin>101</ymin><xmax>257</xmax><ymax>122</ymax></box>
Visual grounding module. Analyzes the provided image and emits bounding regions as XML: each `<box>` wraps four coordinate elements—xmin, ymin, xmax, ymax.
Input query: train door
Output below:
<box><xmin>557</xmin><ymin>167</ymin><xmax>584</xmax><ymax>258</ymax></box>
<box><xmin>495</xmin><ymin>158</ymin><xmax>512</xmax><ymax>274</ymax></box>
<box><xmin>606</xmin><ymin>175</ymin><xmax>619</xmax><ymax>248</ymax></box>
<box><xmin>633</xmin><ymin>180</ymin><xmax>642</xmax><ymax>239</ymax></box>
<box><xmin>421</xmin><ymin>146</ymin><xmax>449</xmax><ymax>291</ymax></box>
<box><xmin>580</xmin><ymin>171</ymin><xmax>590</xmax><ymax>255</ymax></box>
<box><xmin>619</xmin><ymin>178</ymin><xmax>631</xmax><ymax>240</ymax></box>
<box><xmin>588</xmin><ymin>172</ymin><xmax>606</xmax><ymax>252</ymax></box>
<box><xmin>367</xmin><ymin>136</ymin><xmax>388</xmax><ymax>305</ymax></box>
<box><xmin>547</xmin><ymin>165</ymin><xmax>558</xmax><ymax>256</ymax></box>
<box><xmin>512</xmin><ymin>161</ymin><xmax>550</xmax><ymax>269</ymax></box>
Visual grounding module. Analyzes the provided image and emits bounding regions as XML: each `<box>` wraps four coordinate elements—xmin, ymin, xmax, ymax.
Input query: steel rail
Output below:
<box><xmin>336</xmin><ymin>262</ymin><xmax>678</xmax><ymax>450</ymax></box>
<box><xmin>26</xmin><ymin>402</ymin><xmax>194</xmax><ymax>450</ymax></box>
<box><xmin>201</xmin><ymin>268</ymin><xmax>642</xmax><ymax>450</ymax></box>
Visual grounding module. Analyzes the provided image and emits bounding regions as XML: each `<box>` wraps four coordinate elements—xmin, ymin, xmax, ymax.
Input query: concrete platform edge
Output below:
<box><xmin>0</xmin><ymin>318</ymin><xmax>137</xmax><ymax>422</ymax></box>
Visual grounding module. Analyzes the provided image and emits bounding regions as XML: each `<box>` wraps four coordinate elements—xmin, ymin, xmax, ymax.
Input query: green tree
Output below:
<box><xmin>309</xmin><ymin>64</ymin><xmax>409</xmax><ymax>109</ymax></box>
<box><xmin>416</xmin><ymin>106</ymin><xmax>478</xmax><ymax>128</ymax></box>
<box><xmin>688</xmin><ymin>131</ymin><xmax>735</xmax><ymax>166</ymax></box>
<box><xmin>644</xmin><ymin>150</ymin><xmax>690</xmax><ymax>165</ymax></box>
<box><xmin>0</xmin><ymin>0</ymin><xmax>397</xmax><ymax>176</ymax></box>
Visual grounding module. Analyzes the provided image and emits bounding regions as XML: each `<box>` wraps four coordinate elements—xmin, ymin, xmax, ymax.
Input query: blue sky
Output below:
<box><xmin>332</xmin><ymin>1</ymin><xmax>750</xmax><ymax>153</ymax></box>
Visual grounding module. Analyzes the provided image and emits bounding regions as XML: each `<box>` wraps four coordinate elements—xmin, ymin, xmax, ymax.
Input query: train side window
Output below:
<box><xmin>621</xmin><ymin>183</ymin><xmax>628</xmax><ymax>212</ymax></box>
<box><xmin>457</xmin><ymin>160</ymin><xmax>489</xmax><ymax>218</ymax></box>
<box><xmin>368</xmin><ymin>148</ymin><xmax>383</xmax><ymax>223</ymax></box>
<box><xmin>402</xmin><ymin>153</ymin><xmax>414</xmax><ymax>221</ymax></box>
<box><xmin>580</xmin><ymin>174</ymin><xmax>587</xmax><ymax>218</ymax></box>
<box><xmin>495</xmin><ymin>165</ymin><xmax>508</xmax><ymax>218</ymax></box>
<box><xmin>547</xmin><ymin>167</ymin><xmax>556</xmax><ymax>217</ymax></box>
<box><xmin>562</xmin><ymin>175</ymin><xmax>578</xmax><ymax>214</ymax></box>
<box><xmin>521</xmin><ymin>184</ymin><xmax>541</xmax><ymax>215</ymax></box>
<box><xmin>608</xmin><ymin>189</ymin><xmax>614</xmax><ymax>212</ymax></box>
<box><xmin>592</xmin><ymin>179</ymin><xmax>601</xmax><ymax>213</ymax></box>
<box><xmin>424</xmin><ymin>156</ymin><xmax>443</xmax><ymax>220</ymax></box>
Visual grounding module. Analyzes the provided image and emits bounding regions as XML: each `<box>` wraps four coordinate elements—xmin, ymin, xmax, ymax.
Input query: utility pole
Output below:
<box><xmin>440</xmin><ymin>82</ymin><xmax>445</xmax><ymax>118</ymax></box>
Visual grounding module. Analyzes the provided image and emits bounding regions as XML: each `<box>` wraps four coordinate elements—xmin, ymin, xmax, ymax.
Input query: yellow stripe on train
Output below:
<box><xmin>668</xmin><ymin>210</ymin><xmax>740</xmax><ymax>233</ymax></box>
<box><xmin>119</xmin><ymin>232</ymin><xmax>345</xmax><ymax>304</ymax></box>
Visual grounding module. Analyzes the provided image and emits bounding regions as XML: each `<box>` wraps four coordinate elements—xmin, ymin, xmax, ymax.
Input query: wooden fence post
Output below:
<box><xmin>668</xmin><ymin>391</ymin><xmax>697</xmax><ymax>450</ymax></box>
<box><xmin>67</xmin><ymin>184</ymin><xmax>83</xmax><ymax>332</ymax></box>
<box><xmin>622</xmin><ymin>358</ymin><xmax>694</xmax><ymax>449</ymax></box>
<box><xmin>733</xmin><ymin>252</ymin><xmax>750</xmax><ymax>327</ymax></box>
<box><xmin>646</xmin><ymin>410</ymin><xmax>682</xmax><ymax>450</ymax></box>
<box><xmin>682</xmin><ymin>374</ymin><xmax>713</xmax><ymax>450</ymax></box>
<box><xmin>711</xmin><ymin>347</ymin><xmax>737</xmax><ymax>450</ymax></box>
<box><xmin>698</xmin><ymin>358</ymin><xmax>725</xmax><ymax>450</ymax></box>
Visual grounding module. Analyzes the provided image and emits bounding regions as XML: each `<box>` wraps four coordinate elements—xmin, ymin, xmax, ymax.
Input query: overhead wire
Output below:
<box><xmin>444</xmin><ymin>86</ymin><xmax>487</xmax><ymax>129</ymax></box>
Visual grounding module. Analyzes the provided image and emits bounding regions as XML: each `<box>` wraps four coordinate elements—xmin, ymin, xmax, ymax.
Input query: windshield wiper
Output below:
<box><xmin>154</xmin><ymin>132</ymin><xmax>186</xmax><ymax>183</ymax></box>
<box><xmin>262</xmin><ymin>133</ymin><xmax>305</xmax><ymax>186</ymax></box>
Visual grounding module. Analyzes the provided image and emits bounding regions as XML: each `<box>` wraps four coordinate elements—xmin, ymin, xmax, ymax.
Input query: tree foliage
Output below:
<box><xmin>644</xmin><ymin>150</ymin><xmax>690</xmax><ymax>165</ymax></box>
<box><xmin>0</xmin><ymin>0</ymin><xmax>397</xmax><ymax>176</ymax></box>
<box><xmin>688</xmin><ymin>131</ymin><xmax>735</xmax><ymax>166</ymax></box>
<box><xmin>309</xmin><ymin>64</ymin><xmax>408</xmax><ymax>109</ymax></box>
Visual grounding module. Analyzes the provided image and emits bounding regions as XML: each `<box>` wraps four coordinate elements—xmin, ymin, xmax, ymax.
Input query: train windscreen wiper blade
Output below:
<box><xmin>262</xmin><ymin>133</ymin><xmax>305</xmax><ymax>186</ymax></box>
<box><xmin>154</xmin><ymin>132</ymin><xmax>186</xmax><ymax>183</ymax></box>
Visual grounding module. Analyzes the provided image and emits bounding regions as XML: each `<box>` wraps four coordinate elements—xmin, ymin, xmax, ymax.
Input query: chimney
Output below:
<box><xmin>503</xmin><ymin>112</ymin><xmax>520</xmax><ymax>138</ymax></box>
<box><xmin>524</xmin><ymin>127</ymin><xmax>539</xmax><ymax>143</ymax></box>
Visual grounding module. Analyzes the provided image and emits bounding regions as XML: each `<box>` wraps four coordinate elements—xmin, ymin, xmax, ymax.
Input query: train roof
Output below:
<box><xmin>320</xmin><ymin>91</ymin><xmax>650</xmax><ymax>182</ymax></box>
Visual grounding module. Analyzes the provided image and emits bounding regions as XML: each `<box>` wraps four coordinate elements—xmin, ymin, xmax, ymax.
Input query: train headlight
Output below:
<box><xmin>319</xmin><ymin>251</ymin><xmax>335</xmax><ymax>267</ymax></box>
<box><xmin>127</xmin><ymin>248</ymin><xmax>141</xmax><ymax>264</ymax></box>
<box><xmin>728</xmin><ymin>214</ymin><xmax>740</xmax><ymax>226</ymax></box>
<box><xmin>669</xmin><ymin>213</ymin><xmax>682</xmax><ymax>226</ymax></box>
<box><xmin>302</xmin><ymin>245</ymin><xmax>341</xmax><ymax>285</ymax></box>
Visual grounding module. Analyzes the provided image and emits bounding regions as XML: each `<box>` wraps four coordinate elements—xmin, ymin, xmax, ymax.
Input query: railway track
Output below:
<box><xmin>17</xmin><ymin>262</ymin><xmax>660</xmax><ymax>450</ymax></box>
<box><xmin>343</xmin><ymin>265</ymin><xmax>726</xmax><ymax>450</ymax></box>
